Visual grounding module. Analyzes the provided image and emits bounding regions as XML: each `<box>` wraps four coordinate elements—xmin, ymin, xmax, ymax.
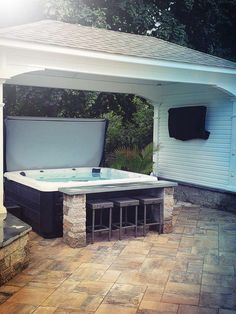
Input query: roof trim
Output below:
<box><xmin>1</xmin><ymin>37</ymin><xmax>236</xmax><ymax>75</ymax></box>
<box><xmin>1</xmin><ymin>19</ymin><xmax>236</xmax><ymax>71</ymax></box>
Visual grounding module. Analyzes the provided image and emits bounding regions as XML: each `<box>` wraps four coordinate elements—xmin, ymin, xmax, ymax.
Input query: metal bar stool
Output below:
<box><xmin>134</xmin><ymin>195</ymin><xmax>164</xmax><ymax>236</ymax></box>
<box><xmin>86</xmin><ymin>199</ymin><xmax>113</xmax><ymax>244</ymax></box>
<box><xmin>110</xmin><ymin>197</ymin><xmax>139</xmax><ymax>240</ymax></box>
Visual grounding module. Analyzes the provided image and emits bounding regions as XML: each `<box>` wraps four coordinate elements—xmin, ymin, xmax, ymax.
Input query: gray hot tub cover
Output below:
<box><xmin>5</xmin><ymin>116</ymin><xmax>108</xmax><ymax>171</ymax></box>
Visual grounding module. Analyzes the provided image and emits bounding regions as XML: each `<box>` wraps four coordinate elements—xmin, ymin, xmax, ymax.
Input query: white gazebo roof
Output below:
<box><xmin>0</xmin><ymin>20</ymin><xmax>236</xmax><ymax>219</ymax></box>
<box><xmin>0</xmin><ymin>20</ymin><xmax>235</xmax><ymax>70</ymax></box>
<box><xmin>0</xmin><ymin>19</ymin><xmax>235</xmax><ymax>100</ymax></box>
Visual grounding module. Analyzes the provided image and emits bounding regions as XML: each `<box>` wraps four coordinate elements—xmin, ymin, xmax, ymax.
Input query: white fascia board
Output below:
<box><xmin>6</xmin><ymin>72</ymin><xmax>159</xmax><ymax>101</ymax></box>
<box><xmin>0</xmin><ymin>38</ymin><xmax>236</xmax><ymax>75</ymax></box>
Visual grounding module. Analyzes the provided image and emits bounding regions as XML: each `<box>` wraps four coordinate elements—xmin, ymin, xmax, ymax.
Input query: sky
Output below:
<box><xmin>0</xmin><ymin>0</ymin><xmax>43</xmax><ymax>28</ymax></box>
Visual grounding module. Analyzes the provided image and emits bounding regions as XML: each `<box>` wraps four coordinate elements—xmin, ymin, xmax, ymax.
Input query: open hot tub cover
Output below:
<box><xmin>5</xmin><ymin>116</ymin><xmax>108</xmax><ymax>171</ymax></box>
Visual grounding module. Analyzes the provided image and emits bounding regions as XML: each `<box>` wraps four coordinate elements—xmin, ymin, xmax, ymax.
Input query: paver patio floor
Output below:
<box><xmin>0</xmin><ymin>203</ymin><xmax>236</xmax><ymax>313</ymax></box>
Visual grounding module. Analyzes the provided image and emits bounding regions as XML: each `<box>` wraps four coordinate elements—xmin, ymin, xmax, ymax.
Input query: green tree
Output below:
<box><xmin>44</xmin><ymin>0</ymin><xmax>158</xmax><ymax>33</ymax></box>
<box><xmin>43</xmin><ymin>0</ymin><xmax>108</xmax><ymax>28</ymax></box>
<box><xmin>170</xmin><ymin>0</ymin><xmax>236</xmax><ymax>60</ymax></box>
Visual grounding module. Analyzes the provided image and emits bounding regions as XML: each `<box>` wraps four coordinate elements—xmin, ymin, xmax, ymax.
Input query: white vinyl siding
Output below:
<box><xmin>157</xmin><ymin>92</ymin><xmax>233</xmax><ymax>190</ymax></box>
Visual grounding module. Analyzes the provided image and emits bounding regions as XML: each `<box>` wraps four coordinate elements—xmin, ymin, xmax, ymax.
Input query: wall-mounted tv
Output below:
<box><xmin>168</xmin><ymin>106</ymin><xmax>210</xmax><ymax>141</ymax></box>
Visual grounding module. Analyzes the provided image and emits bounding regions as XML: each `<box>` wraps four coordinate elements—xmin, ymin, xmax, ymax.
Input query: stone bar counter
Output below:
<box><xmin>0</xmin><ymin>214</ymin><xmax>31</xmax><ymax>285</ymax></box>
<box><xmin>60</xmin><ymin>180</ymin><xmax>177</xmax><ymax>248</ymax></box>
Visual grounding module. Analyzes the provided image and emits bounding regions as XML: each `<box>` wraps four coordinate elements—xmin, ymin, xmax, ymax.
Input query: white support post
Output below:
<box><xmin>0</xmin><ymin>80</ymin><xmax>7</xmax><ymax>242</ymax></box>
<box><xmin>229</xmin><ymin>97</ymin><xmax>236</xmax><ymax>189</ymax></box>
<box><xmin>152</xmin><ymin>103</ymin><xmax>160</xmax><ymax>177</ymax></box>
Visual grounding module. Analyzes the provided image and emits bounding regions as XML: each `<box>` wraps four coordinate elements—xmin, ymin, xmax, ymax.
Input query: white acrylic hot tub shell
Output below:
<box><xmin>4</xmin><ymin>167</ymin><xmax>158</xmax><ymax>192</ymax></box>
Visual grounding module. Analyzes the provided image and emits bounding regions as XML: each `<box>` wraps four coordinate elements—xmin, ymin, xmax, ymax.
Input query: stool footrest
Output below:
<box><xmin>138</xmin><ymin>218</ymin><xmax>161</xmax><ymax>225</ymax></box>
<box><xmin>87</xmin><ymin>224</ymin><xmax>110</xmax><ymax>232</ymax></box>
<box><xmin>144</xmin><ymin>221</ymin><xmax>161</xmax><ymax>227</ymax></box>
<box><xmin>112</xmin><ymin>222</ymin><xmax>136</xmax><ymax>229</ymax></box>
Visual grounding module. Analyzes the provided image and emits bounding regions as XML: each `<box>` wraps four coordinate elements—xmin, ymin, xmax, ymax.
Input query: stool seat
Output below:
<box><xmin>87</xmin><ymin>200</ymin><xmax>114</xmax><ymax>210</ymax></box>
<box><xmin>111</xmin><ymin>197</ymin><xmax>139</xmax><ymax>207</ymax></box>
<box><xmin>134</xmin><ymin>195</ymin><xmax>163</xmax><ymax>205</ymax></box>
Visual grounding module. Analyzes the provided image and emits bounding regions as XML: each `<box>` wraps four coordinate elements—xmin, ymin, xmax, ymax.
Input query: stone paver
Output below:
<box><xmin>0</xmin><ymin>203</ymin><xmax>236</xmax><ymax>313</ymax></box>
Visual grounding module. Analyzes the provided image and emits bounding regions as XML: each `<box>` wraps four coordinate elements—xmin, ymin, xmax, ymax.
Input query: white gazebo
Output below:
<box><xmin>0</xmin><ymin>19</ymin><xmax>236</xmax><ymax>223</ymax></box>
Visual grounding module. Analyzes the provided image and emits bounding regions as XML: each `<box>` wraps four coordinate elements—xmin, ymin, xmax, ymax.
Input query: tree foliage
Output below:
<box><xmin>170</xmin><ymin>0</ymin><xmax>236</xmax><ymax>60</ymax></box>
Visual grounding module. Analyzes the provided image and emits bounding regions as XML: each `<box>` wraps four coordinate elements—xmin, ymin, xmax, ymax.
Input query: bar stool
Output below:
<box><xmin>134</xmin><ymin>195</ymin><xmax>164</xmax><ymax>236</ymax></box>
<box><xmin>110</xmin><ymin>197</ymin><xmax>139</xmax><ymax>240</ymax></box>
<box><xmin>86</xmin><ymin>199</ymin><xmax>113</xmax><ymax>244</ymax></box>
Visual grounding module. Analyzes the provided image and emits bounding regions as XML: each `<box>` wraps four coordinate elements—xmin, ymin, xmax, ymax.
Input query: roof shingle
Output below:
<box><xmin>0</xmin><ymin>19</ymin><xmax>236</xmax><ymax>70</ymax></box>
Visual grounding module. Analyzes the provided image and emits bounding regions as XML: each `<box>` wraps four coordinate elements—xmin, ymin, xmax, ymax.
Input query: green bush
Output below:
<box><xmin>109</xmin><ymin>143</ymin><xmax>154</xmax><ymax>175</ymax></box>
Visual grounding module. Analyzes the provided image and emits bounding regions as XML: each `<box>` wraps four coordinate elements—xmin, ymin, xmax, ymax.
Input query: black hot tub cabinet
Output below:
<box><xmin>4</xmin><ymin>166</ymin><xmax>159</xmax><ymax>238</ymax></box>
<box><xmin>5</xmin><ymin>179</ymin><xmax>63</xmax><ymax>238</ymax></box>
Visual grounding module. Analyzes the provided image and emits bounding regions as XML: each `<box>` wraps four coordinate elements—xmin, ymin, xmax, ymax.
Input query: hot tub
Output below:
<box><xmin>4</xmin><ymin>167</ymin><xmax>157</xmax><ymax>238</ymax></box>
<box><xmin>4</xmin><ymin>116</ymin><xmax>157</xmax><ymax>238</ymax></box>
<box><xmin>4</xmin><ymin>167</ymin><xmax>157</xmax><ymax>192</ymax></box>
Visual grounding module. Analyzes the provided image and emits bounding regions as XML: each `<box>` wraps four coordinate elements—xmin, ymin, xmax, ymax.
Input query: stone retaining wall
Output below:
<box><xmin>175</xmin><ymin>184</ymin><xmax>236</xmax><ymax>213</ymax></box>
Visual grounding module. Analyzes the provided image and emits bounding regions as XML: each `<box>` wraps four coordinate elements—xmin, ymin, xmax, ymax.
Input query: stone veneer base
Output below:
<box><xmin>0</xmin><ymin>234</ymin><xmax>30</xmax><ymax>286</ymax></box>
<box><xmin>63</xmin><ymin>194</ymin><xmax>87</xmax><ymax>248</ymax></box>
<box><xmin>63</xmin><ymin>186</ymin><xmax>175</xmax><ymax>247</ymax></box>
<box><xmin>163</xmin><ymin>219</ymin><xmax>173</xmax><ymax>233</ymax></box>
<box><xmin>175</xmin><ymin>184</ymin><xmax>236</xmax><ymax>213</ymax></box>
<box><xmin>0</xmin><ymin>214</ymin><xmax>31</xmax><ymax>286</ymax></box>
<box><xmin>163</xmin><ymin>187</ymin><xmax>174</xmax><ymax>233</ymax></box>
